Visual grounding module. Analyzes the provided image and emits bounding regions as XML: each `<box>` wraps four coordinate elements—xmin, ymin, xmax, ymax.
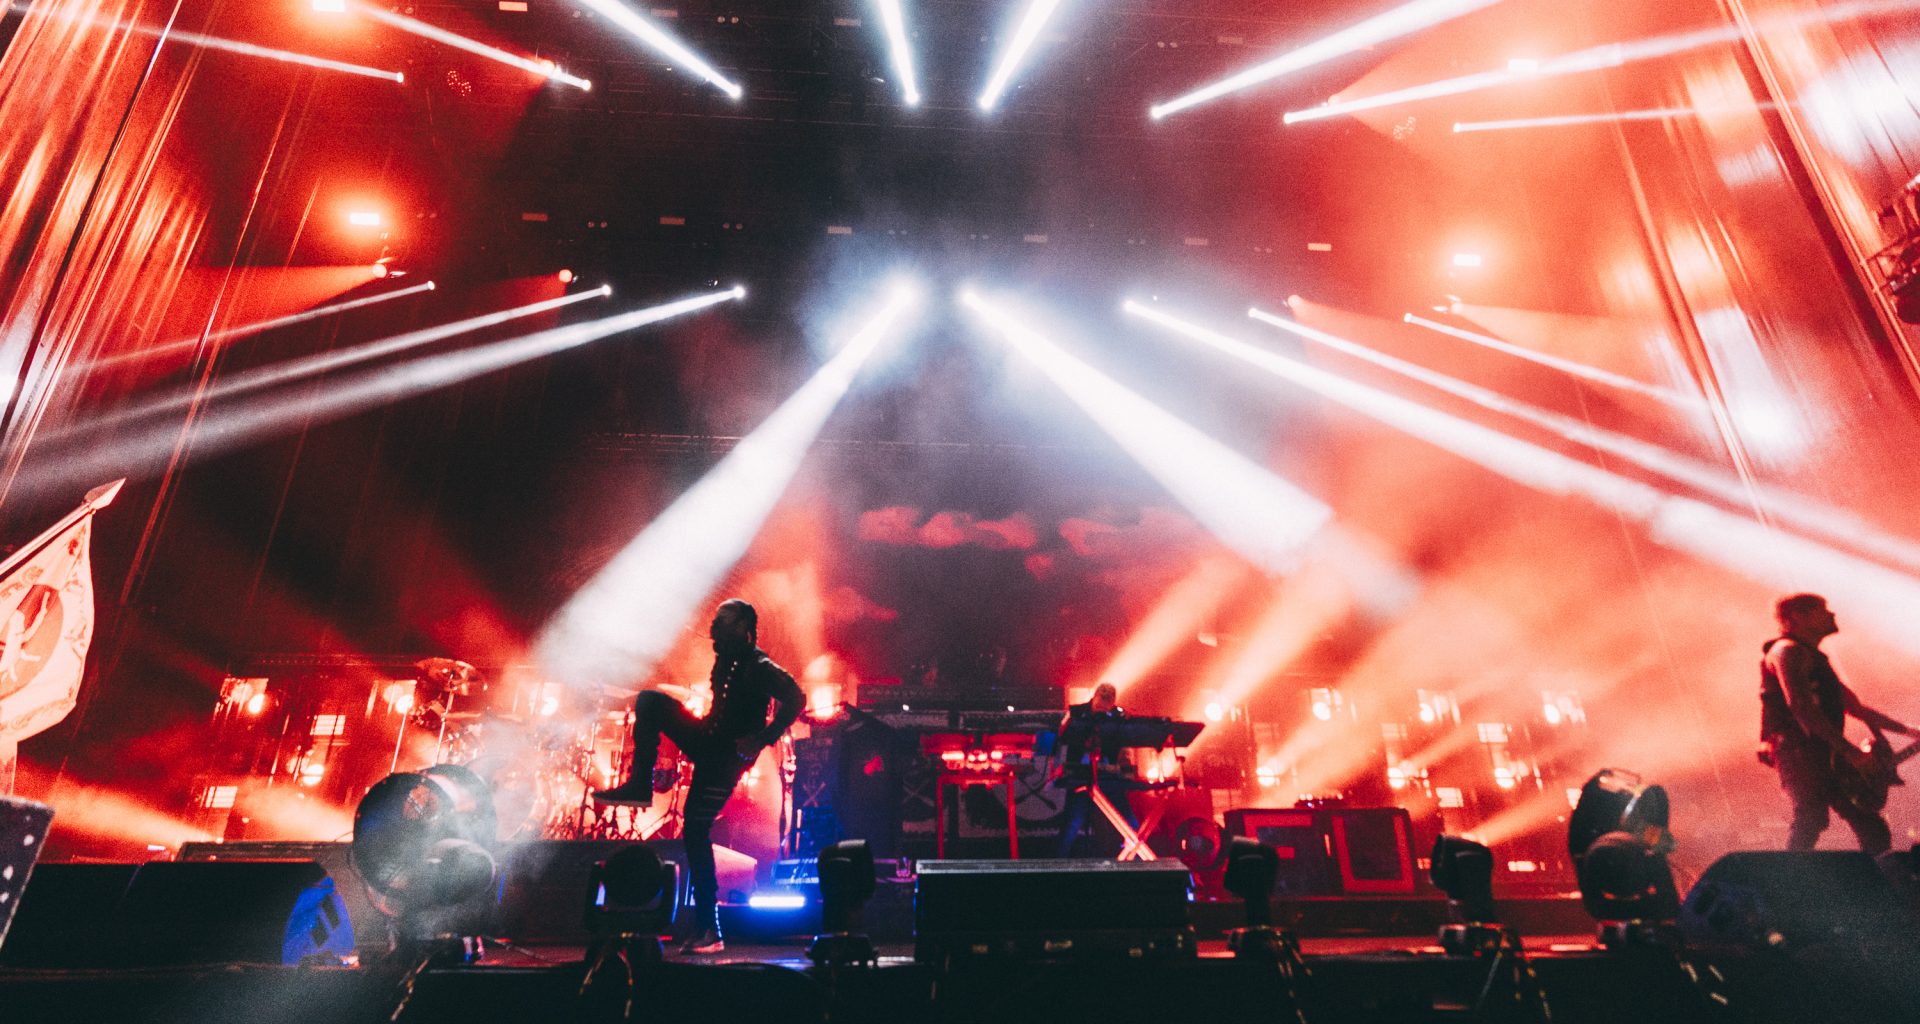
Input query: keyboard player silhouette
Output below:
<box><xmin>1050</xmin><ymin>683</ymin><xmax>1140</xmax><ymax>857</ymax></box>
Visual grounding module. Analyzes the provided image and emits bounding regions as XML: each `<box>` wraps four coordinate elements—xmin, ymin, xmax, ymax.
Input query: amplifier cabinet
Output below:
<box><xmin>1223</xmin><ymin>806</ymin><xmax>1417</xmax><ymax>896</ymax></box>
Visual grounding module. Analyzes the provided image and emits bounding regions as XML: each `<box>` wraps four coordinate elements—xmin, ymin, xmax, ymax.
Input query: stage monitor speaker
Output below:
<box><xmin>495</xmin><ymin>839</ymin><xmax>756</xmax><ymax>944</ymax></box>
<box><xmin>914</xmin><ymin>859</ymin><xmax>1194</xmax><ymax>962</ymax></box>
<box><xmin>1224</xmin><ymin>807</ymin><xmax>1417</xmax><ymax>897</ymax></box>
<box><xmin>1679</xmin><ymin>850</ymin><xmax>1918</xmax><ymax>952</ymax></box>
<box><xmin>0</xmin><ymin>860</ymin><xmax>354</xmax><ymax>968</ymax></box>
<box><xmin>177</xmin><ymin>840</ymin><xmax>383</xmax><ymax>956</ymax></box>
<box><xmin>0</xmin><ymin>796</ymin><xmax>54</xmax><ymax>953</ymax></box>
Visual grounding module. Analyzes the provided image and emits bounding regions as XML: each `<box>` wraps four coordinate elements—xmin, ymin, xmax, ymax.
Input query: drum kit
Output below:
<box><xmin>396</xmin><ymin>658</ymin><xmax>699</xmax><ymax>843</ymax></box>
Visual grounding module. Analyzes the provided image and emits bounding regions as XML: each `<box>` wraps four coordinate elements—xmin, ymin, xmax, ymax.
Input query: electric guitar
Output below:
<box><xmin>1831</xmin><ymin>730</ymin><xmax>1920</xmax><ymax>815</ymax></box>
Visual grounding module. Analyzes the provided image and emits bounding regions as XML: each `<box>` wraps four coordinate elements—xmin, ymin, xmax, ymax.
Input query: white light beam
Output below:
<box><xmin>167</xmin><ymin>27</ymin><xmax>404</xmax><ymax>81</ymax></box>
<box><xmin>1126</xmin><ymin>301</ymin><xmax>1920</xmax><ymax>656</ymax></box>
<box><xmin>65</xmin><ymin>288</ymin><xmax>609</xmax><ymax>440</ymax></box>
<box><xmin>571</xmin><ymin>0</ymin><xmax>743</xmax><ymax>98</ymax></box>
<box><xmin>1283</xmin><ymin>0</ymin><xmax>1917</xmax><ymax>125</ymax></box>
<box><xmin>873</xmin><ymin>0</ymin><xmax>921</xmax><ymax>106</ymax></box>
<box><xmin>1398</xmin><ymin>312</ymin><xmax>1695</xmax><ymax>407</ymax></box>
<box><xmin>83</xmin><ymin>280</ymin><xmax>436</xmax><ymax>375</ymax></box>
<box><xmin>534</xmin><ymin>282</ymin><xmax>919</xmax><ymax>689</ymax></box>
<box><xmin>977</xmin><ymin>0</ymin><xmax>1062</xmax><ymax>111</ymax></box>
<box><xmin>961</xmin><ymin>290</ymin><xmax>1330</xmax><ymax>571</ymax></box>
<box><xmin>1148</xmin><ymin>0</ymin><xmax>1500</xmax><ymax>120</ymax></box>
<box><xmin>26</xmin><ymin>287</ymin><xmax>742</xmax><ymax>501</ymax></box>
<box><xmin>358</xmin><ymin>4</ymin><xmax>592</xmax><ymax>90</ymax></box>
<box><xmin>1259</xmin><ymin>307</ymin><xmax>1920</xmax><ymax>573</ymax></box>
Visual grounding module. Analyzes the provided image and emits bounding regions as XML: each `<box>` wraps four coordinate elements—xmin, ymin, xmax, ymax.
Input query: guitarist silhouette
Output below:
<box><xmin>1759</xmin><ymin>593</ymin><xmax>1918</xmax><ymax>855</ymax></box>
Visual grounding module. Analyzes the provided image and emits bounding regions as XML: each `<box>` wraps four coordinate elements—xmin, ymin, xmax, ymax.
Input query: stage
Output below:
<box><xmin>4</xmin><ymin>930</ymin><xmax>1917</xmax><ymax>1023</ymax></box>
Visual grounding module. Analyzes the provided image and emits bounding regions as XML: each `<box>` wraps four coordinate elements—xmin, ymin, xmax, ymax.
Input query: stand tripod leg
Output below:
<box><xmin>1090</xmin><ymin>787</ymin><xmax>1155</xmax><ymax>861</ymax></box>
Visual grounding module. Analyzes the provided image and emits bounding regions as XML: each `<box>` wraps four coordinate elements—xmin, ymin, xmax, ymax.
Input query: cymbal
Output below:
<box><xmin>415</xmin><ymin>657</ymin><xmax>482</xmax><ymax>681</ymax></box>
<box><xmin>441</xmin><ymin>711</ymin><xmax>484</xmax><ymax>721</ymax></box>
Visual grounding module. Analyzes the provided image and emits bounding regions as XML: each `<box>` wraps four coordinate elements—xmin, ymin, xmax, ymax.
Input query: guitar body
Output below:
<box><xmin>1830</xmin><ymin>735</ymin><xmax>1920</xmax><ymax>815</ymax></box>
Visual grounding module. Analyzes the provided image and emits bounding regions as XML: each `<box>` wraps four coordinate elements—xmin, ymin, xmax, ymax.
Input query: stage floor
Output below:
<box><xmin>6</xmin><ymin>930</ymin><xmax>1920</xmax><ymax>1024</ymax></box>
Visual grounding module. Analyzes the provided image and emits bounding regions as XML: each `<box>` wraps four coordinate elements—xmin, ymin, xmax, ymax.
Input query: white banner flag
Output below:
<box><xmin>0</xmin><ymin>482</ymin><xmax>116</xmax><ymax>747</ymax></box>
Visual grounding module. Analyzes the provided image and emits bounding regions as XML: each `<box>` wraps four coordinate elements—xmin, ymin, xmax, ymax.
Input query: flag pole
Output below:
<box><xmin>0</xmin><ymin>479</ymin><xmax>123</xmax><ymax>582</ymax></box>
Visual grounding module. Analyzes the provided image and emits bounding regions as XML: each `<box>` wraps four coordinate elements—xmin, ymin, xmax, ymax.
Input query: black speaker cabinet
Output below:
<box><xmin>1679</xmin><ymin>850</ymin><xmax>1918</xmax><ymax>952</ymax></box>
<box><xmin>0</xmin><ymin>796</ymin><xmax>53</xmax><ymax>952</ymax></box>
<box><xmin>914</xmin><ymin>858</ymin><xmax>1194</xmax><ymax>962</ymax></box>
<box><xmin>1</xmin><ymin>861</ymin><xmax>354</xmax><ymax>968</ymax></box>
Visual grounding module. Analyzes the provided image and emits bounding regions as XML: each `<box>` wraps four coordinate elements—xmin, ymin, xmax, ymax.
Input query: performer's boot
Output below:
<box><xmin>591</xmin><ymin>774</ymin><xmax>655</xmax><ymax>806</ymax></box>
<box><xmin>595</xmin><ymin>713</ymin><xmax>661</xmax><ymax>806</ymax></box>
<box><xmin>678</xmin><ymin>905</ymin><xmax>724</xmax><ymax>955</ymax></box>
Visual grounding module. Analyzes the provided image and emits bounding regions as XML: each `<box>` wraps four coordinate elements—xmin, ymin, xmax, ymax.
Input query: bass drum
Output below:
<box><xmin>466</xmin><ymin>753</ymin><xmax>556</xmax><ymax>842</ymax></box>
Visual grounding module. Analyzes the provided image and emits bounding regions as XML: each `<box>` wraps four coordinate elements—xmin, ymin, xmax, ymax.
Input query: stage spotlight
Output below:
<box><xmin>1219</xmin><ymin>836</ymin><xmax>1310</xmax><ymax>972</ymax></box>
<box><xmin>1148</xmin><ymin>0</ymin><xmax>1498</xmax><ymax>120</ymax></box>
<box><xmin>370</xmin><ymin>262</ymin><xmax>389</xmax><ymax>279</ymax></box>
<box><xmin>572</xmin><ymin>0</ymin><xmax>743</xmax><ymax>99</ymax></box>
<box><xmin>534</xmin><ymin>281</ymin><xmax>916</xmax><ymax>690</ymax></box>
<box><xmin>312</xmin><ymin>0</ymin><xmax>346</xmax><ymax>11</ymax></box>
<box><xmin>1129</xmin><ymin>302</ymin><xmax>1920</xmax><ymax>654</ymax></box>
<box><xmin>977</xmin><ymin>0</ymin><xmax>1063</xmax><ymax>111</ymax></box>
<box><xmin>808</xmin><ymin>839</ymin><xmax>877</xmax><ymax>966</ymax></box>
<box><xmin>347</xmin><ymin>210</ymin><xmax>382</xmax><ymax>227</ymax></box>
<box><xmin>351</xmin><ymin>765</ymin><xmax>498</xmax><ymax>944</ymax></box>
<box><xmin>965</xmin><ymin>291</ymin><xmax>1332</xmax><ymax>572</ymax></box>
<box><xmin>1223</xmin><ymin>836</ymin><xmax>1278</xmax><ymax>929</ymax></box>
<box><xmin>1569</xmin><ymin>771</ymin><xmax>1679</xmax><ymax>944</ymax></box>
<box><xmin>873</xmin><ymin>0</ymin><xmax>922</xmax><ymax>106</ymax></box>
<box><xmin>357</xmin><ymin>3</ymin><xmax>592</xmax><ymax>90</ymax></box>
<box><xmin>1430</xmin><ymin>834</ymin><xmax>1497</xmax><ymax>932</ymax></box>
<box><xmin>586</xmin><ymin>844</ymin><xmax>680</xmax><ymax>959</ymax></box>
<box><xmin>558</xmin><ymin>269</ymin><xmax>576</xmax><ymax>284</ymax></box>
<box><xmin>1451</xmin><ymin>252</ymin><xmax>1483</xmax><ymax>268</ymax></box>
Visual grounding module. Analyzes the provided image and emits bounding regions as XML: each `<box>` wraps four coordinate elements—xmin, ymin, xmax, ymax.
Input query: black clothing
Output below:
<box><xmin>1056</xmin><ymin>702</ymin><xmax>1127</xmax><ymax>778</ymax></box>
<box><xmin>626</xmin><ymin>648</ymin><xmax>801</xmax><ymax>929</ymax></box>
<box><xmin>706</xmin><ymin>647</ymin><xmax>805</xmax><ymax>747</ymax></box>
<box><xmin>1775</xmin><ymin>738</ymin><xmax>1891</xmax><ymax>854</ymax></box>
<box><xmin>1760</xmin><ymin>637</ymin><xmax>1890</xmax><ymax>854</ymax></box>
<box><xmin>1760</xmin><ymin>637</ymin><xmax>1844</xmax><ymax>744</ymax></box>
<box><xmin>1052</xmin><ymin>702</ymin><xmax>1139</xmax><ymax>857</ymax></box>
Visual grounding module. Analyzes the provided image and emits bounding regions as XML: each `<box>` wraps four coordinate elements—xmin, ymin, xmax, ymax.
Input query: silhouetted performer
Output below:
<box><xmin>1759</xmin><ymin>593</ymin><xmax>1915</xmax><ymax>854</ymax></box>
<box><xmin>1051</xmin><ymin>682</ymin><xmax>1141</xmax><ymax>857</ymax></box>
<box><xmin>594</xmin><ymin>598</ymin><xmax>803</xmax><ymax>954</ymax></box>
